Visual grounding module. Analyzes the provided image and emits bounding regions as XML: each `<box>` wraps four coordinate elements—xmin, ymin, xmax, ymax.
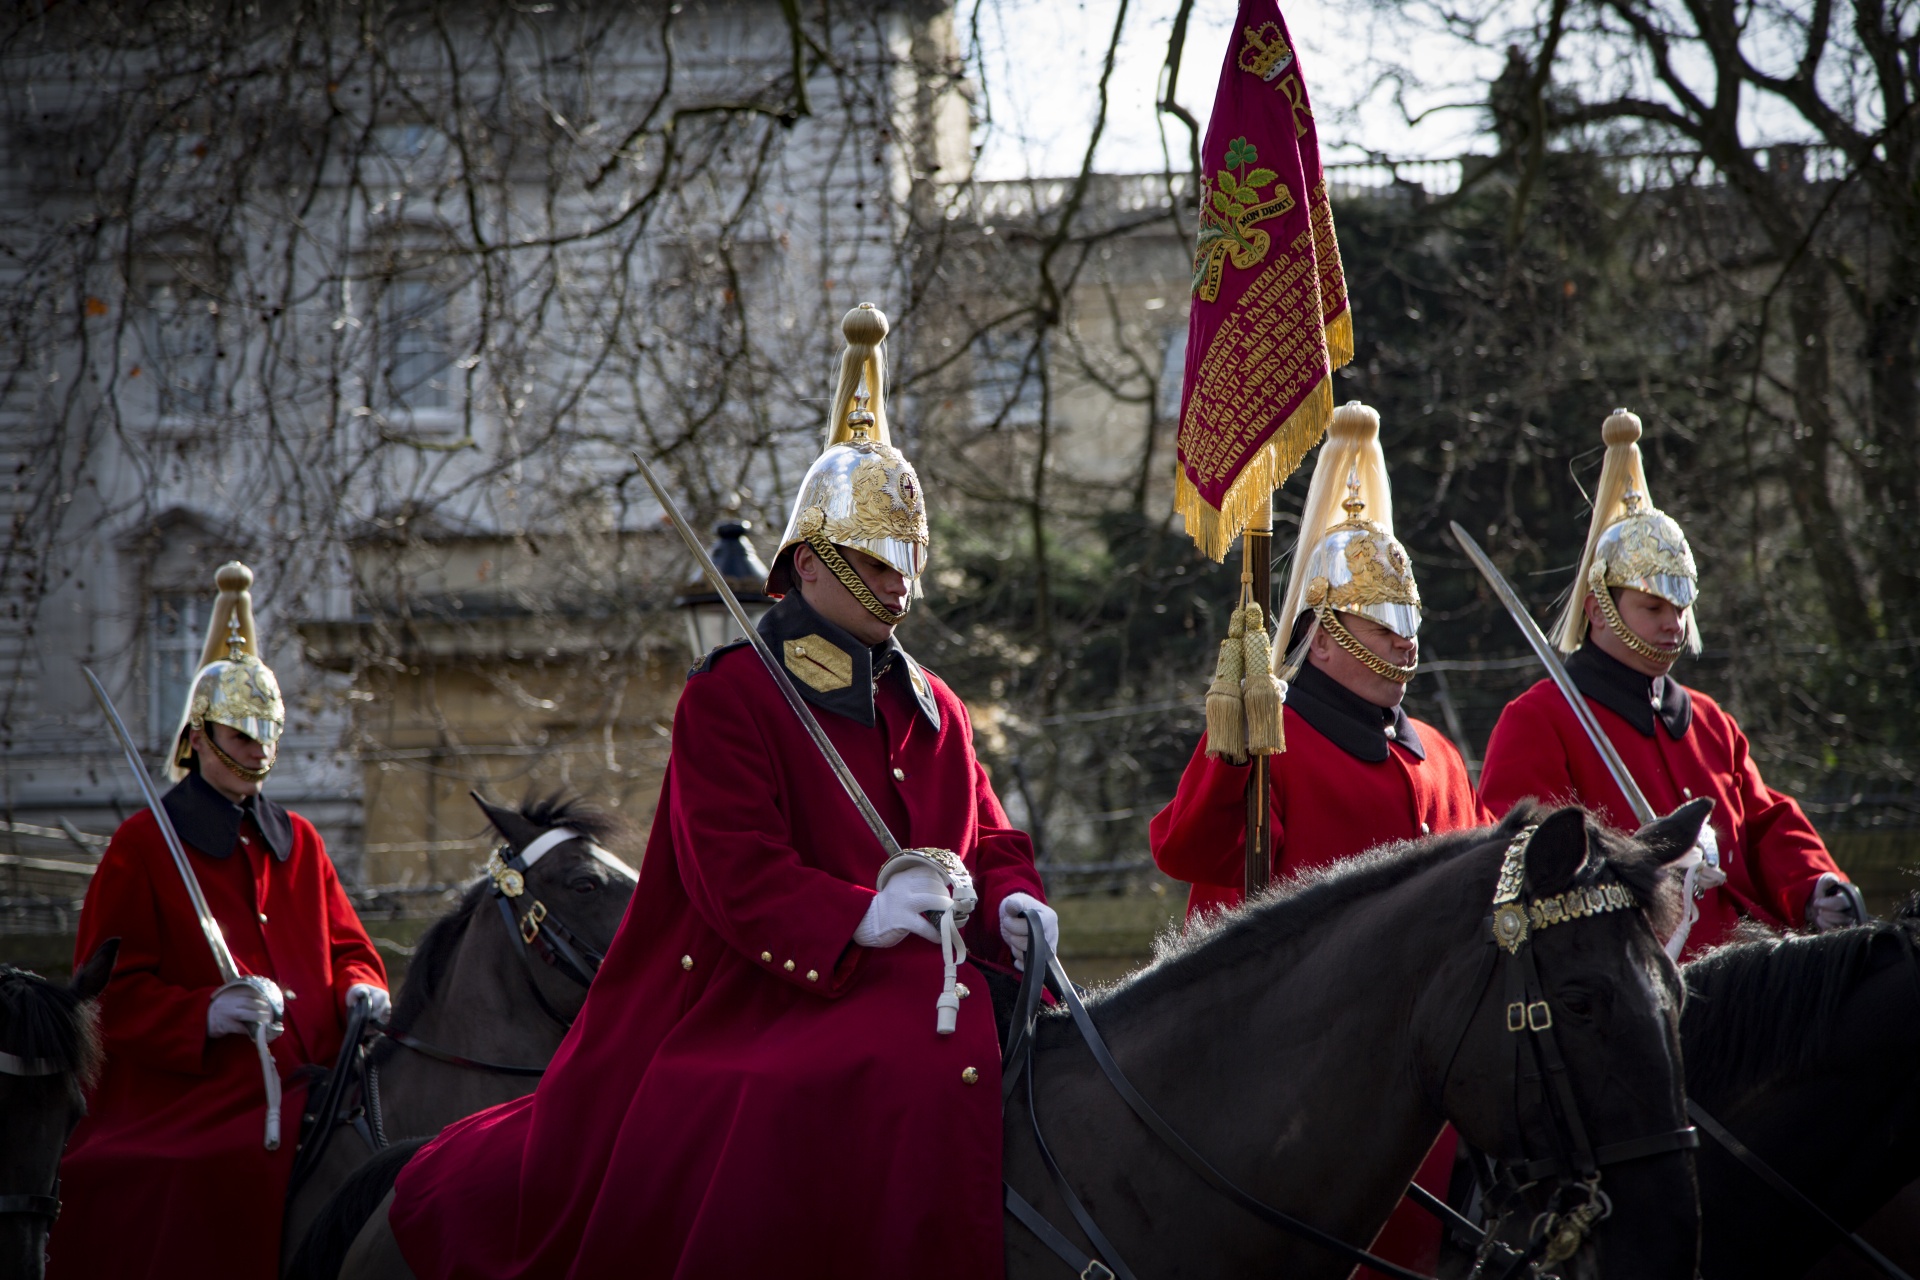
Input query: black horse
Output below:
<box><xmin>315</xmin><ymin>801</ymin><xmax>1707</xmax><ymax>1280</ymax></box>
<box><xmin>282</xmin><ymin>792</ymin><xmax>635</xmax><ymax>1276</ymax></box>
<box><xmin>0</xmin><ymin>940</ymin><xmax>117</xmax><ymax>1280</ymax></box>
<box><xmin>1683</xmin><ymin>898</ymin><xmax>1920</xmax><ymax>1278</ymax></box>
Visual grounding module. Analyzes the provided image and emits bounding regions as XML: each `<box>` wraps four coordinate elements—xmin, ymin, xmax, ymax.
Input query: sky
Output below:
<box><xmin>971</xmin><ymin>0</ymin><xmax>1513</xmax><ymax>181</ymax></box>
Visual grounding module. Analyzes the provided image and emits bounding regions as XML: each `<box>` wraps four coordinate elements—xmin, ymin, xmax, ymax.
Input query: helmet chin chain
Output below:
<box><xmin>1314</xmin><ymin>606</ymin><xmax>1417</xmax><ymax>684</ymax></box>
<box><xmin>807</xmin><ymin>535</ymin><xmax>908</xmax><ymax>626</ymax></box>
<box><xmin>1589</xmin><ymin>568</ymin><xmax>1686</xmax><ymax>664</ymax></box>
<box><xmin>205</xmin><ymin>729</ymin><xmax>274</xmax><ymax>783</ymax></box>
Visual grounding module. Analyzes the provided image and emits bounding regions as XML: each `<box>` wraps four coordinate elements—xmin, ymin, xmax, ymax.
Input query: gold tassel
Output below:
<box><xmin>1240</xmin><ymin>603</ymin><xmax>1287</xmax><ymax>755</ymax></box>
<box><xmin>1204</xmin><ymin>606</ymin><xmax>1248</xmax><ymax>764</ymax></box>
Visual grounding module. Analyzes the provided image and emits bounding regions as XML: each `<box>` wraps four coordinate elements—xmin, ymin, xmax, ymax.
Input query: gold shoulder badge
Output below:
<box><xmin>784</xmin><ymin>636</ymin><xmax>854</xmax><ymax>693</ymax></box>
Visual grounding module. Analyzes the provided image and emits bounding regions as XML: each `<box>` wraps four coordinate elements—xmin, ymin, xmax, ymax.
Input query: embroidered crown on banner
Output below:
<box><xmin>1236</xmin><ymin>22</ymin><xmax>1295</xmax><ymax>82</ymax></box>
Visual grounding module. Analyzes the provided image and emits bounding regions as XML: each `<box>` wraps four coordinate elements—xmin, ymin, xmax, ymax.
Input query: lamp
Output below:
<box><xmin>675</xmin><ymin>521</ymin><xmax>772</xmax><ymax>658</ymax></box>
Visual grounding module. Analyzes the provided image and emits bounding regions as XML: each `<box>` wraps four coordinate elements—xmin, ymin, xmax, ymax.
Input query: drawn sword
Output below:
<box><xmin>629</xmin><ymin>452</ymin><xmax>904</xmax><ymax>863</ymax></box>
<box><xmin>82</xmin><ymin>666</ymin><xmax>287</xmax><ymax>1149</ymax></box>
<box><xmin>1448</xmin><ymin>525</ymin><xmax>1658</xmax><ymax>826</ymax></box>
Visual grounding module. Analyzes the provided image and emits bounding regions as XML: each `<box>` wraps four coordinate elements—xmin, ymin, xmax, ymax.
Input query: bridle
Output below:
<box><xmin>287</xmin><ymin>829</ymin><xmax>633</xmax><ymax>1191</ymax></box>
<box><xmin>1433</xmin><ymin>825</ymin><xmax>1700</xmax><ymax>1278</ymax></box>
<box><xmin>0</xmin><ymin>1044</ymin><xmax>69</xmax><ymax>1224</ymax></box>
<box><xmin>1002</xmin><ymin>823</ymin><xmax>1699</xmax><ymax>1280</ymax></box>
<box><xmin>485</xmin><ymin>827</ymin><xmax>634</xmax><ymax>1030</ymax></box>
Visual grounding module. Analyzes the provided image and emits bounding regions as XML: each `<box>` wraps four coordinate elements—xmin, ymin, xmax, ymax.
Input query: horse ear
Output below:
<box><xmin>71</xmin><ymin>937</ymin><xmax>119</xmax><ymax>1002</ymax></box>
<box><xmin>471</xmin><ymin>790</ymin><xmax>543</xmax><ymax>853</ymax></box>
<box><xmin>1634</xmin><ymin>797</ymin><xmax>1714</xmax><ymax>867</ymax></box>
<box><xmin>1524</xmin><ymin>806</ymin><xmax>1591</xmax><ymax>894</ymax></box>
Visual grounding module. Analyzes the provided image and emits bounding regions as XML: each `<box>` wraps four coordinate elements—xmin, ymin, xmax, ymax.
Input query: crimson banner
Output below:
<box><xmin>1174</xmin><ymin>0</ymin><xmax>1353</xmax><ymax>560</ymax></box>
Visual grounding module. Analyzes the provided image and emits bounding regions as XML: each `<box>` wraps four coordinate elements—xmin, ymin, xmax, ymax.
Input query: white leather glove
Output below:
<box><xmin>853</xmin><ymin>864</ymin><xmax>950</xmax><ymax>948</ymax></box>
<box><xmin>1807</xmin><ymin>873</ymin><xmax>1861</xmax><ymax>932</ymax></box>
<box><xmin>207</xmin><ymin>984</ymin><xmax>283</xmax><ymax>1041</ymax></box>
<box><xmin>348</xmin><ymin>983</ymin><xmax>391</xmax><ymax>1023</ymax></box>
<box><xmin>999</xmin><ymin>892</ymin><xmax>1060</xmax><ymax>973</ymax></box>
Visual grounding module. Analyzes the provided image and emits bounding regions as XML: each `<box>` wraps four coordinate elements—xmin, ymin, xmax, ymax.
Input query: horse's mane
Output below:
<box><xmin>1088</xmin><ymin>801</ymin><xmax>1681</xmax><ymax>1020</ymax></box>
<box><xmin>1682</xmin><ymin>896</ymin><xmax>1920</xmax><ymax>1098</ymax></box>
<box><xmin>0</xmin><ymin>965</ymin><xmax>101</xmax><ymax>1088</ymax></box>
<box><xmin>370</xmin><ymin>790</ymin><xmax>626</xmax><ymax>1066</ymax></box>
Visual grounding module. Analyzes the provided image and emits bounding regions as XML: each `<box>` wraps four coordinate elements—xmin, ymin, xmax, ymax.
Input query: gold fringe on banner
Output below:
<box><xmin>1326</xmin><ymin>309</ymin><xmax>1353</xmax><ymax>371</ymax></box>
<box><xmin>1175</xmin><ymin>376</ymin><xmax>1335</xmax><ymax>563</ymax></box>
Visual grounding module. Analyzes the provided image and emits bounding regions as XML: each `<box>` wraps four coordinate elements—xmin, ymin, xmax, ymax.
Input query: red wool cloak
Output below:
<box><xmin>50</xmin><ymin>789</ymin><xmax>386</xmax><ymax>1280</ymax></box>
<box><xmin>1148</xmin><ymin>701</ymin><xmax>1485</xmax><ymax>1277</ymax></box>
<box><xmin>389</xmin><ymin>642</ymin><xmax>1044</xmax><ymax>1280</ymax></box>
<box><xmin>1479</xmin><ymin>677</ymin><xmax>1842</xmax><ymax>959</ymax></box>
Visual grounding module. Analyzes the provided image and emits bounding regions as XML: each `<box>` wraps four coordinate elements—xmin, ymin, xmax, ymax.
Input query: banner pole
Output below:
<box><xmin>1243</xmin><ymin>492</ymin><xmax>1275</xmax><ymax>900</ymax></box>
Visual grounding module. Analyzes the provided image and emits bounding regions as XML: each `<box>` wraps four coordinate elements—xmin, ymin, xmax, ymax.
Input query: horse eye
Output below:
<box><xmin>569</xmin><ymin>877</ymin><xmax>599</xmax><ymax>895</ymax></box>
<box><xmin>1559</xmin><ymin>989</ymin><xmax>1595</xmax><ymax>1017</ymax></box>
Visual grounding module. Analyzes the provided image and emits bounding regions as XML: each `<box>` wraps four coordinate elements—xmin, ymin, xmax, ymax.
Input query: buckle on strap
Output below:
<box><xmin>1527</xmin><ymin>1000</ymin><xmax>1552</xmax><ymax>1032</ymax></box>
<box><xmin>1507</xmin><ymin>1001</ymin><xmax>1527</xmax><ymax>1032</ymax></box>
<box><xmin>520</xmin><ymin>900</ymin><xmax>548</xmax><ymax>944</ymax></box>
<box><xmin>1082</xmin><ymin>1264</ymin><xmax>1117</xmax><ymax>1280</ymax></box>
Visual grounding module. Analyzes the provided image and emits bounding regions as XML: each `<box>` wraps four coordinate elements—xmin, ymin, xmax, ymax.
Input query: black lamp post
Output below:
<box><xmin>675</xmin><ymin>521</ymin><xmax>773</xmax><ymax>658</ymax></box>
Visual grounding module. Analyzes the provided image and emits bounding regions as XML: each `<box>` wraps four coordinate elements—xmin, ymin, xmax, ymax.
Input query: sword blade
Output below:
<box><xmin>1447</xmin><ymin>523</ymin><xmax>1658</xmax><ymax>826</ymax></box>
<box><xmin>631</xmin><ymin>451</ymin><xmax>905</xmax><ymax>862</ymax></box>
<box><xmin>82</xmin><ymin>666</ymin><xmax>243</xmax><ymax>983</ymax></box>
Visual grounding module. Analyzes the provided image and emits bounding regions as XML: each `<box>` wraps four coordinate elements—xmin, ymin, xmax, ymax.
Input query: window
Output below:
<box><xmin>969</xmin><ymin>327</ymin><xmax>1044</xmax><ymax>429</ymax></box>
<box><xmin>1158</xmin><ymin>328</ymin><xmax>1187</xmax><ymax>424</ymax></box>
<box><xmin>378</xmin><ymin>278</ymin><xmax>453</xmax><ymax>416</ymax></box>
<box><xmin>150</xmin><ymin>592</ymin><xmax>205</xmax><ymax>750</ymax></box>
<box><xmin>140</xmin><ymin>279</ymin><xmax>221</xmax><ymax>419</ymax></box>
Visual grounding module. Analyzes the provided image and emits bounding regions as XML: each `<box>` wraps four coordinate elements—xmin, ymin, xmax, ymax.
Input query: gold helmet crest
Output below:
<box><xmin>1276</xmin><ymin>402</ymin><xmax>1422</xmax><ymax>682</ymax></box>
<box><xmin>166</xmin><ymin>561</ymin><xmax>286</xmax><ymax>782</ymax></box>
<box><xmin>766</xmin><ymin>304</ymin><xmax>929</xmax><ymax>625</ymax></box>
<box><xmin>1553</xmin><ymin>409</ymin><xmax>1700</xmax><ymax>660</ymax></box>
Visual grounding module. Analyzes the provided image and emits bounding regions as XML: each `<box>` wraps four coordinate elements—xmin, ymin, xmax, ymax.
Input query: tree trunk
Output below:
<box><xmin>1786</xmin><ymin>261</ymin><xmax>1878</xmax><ymax>639</ymax></box>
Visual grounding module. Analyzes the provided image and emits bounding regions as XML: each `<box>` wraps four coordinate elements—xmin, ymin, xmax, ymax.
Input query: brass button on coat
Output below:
<box><xmin>892</xmin><ymin>767</ymin><xmax>906</xmax><ymax>781</ymax></box>
<box><xmin>680</xmin><ymin>955</ymin><xmax>694</xmax><ymax>971</ymax></box>
<box><xmin>806</xmin><ymin>969</ymin><xmax>819</xmax><ymax>982</ymax></box>
<box><xmin>783</xmin><ymin>959</ymin><xmax>795</xmax><ymax>972</ymax></box>
<box><xmin>961</xmin><ymin>1067</ymin><xmax>980</xmax><ymax>1085</ymax></box>
<box><xmin>761</xmin><ymin>951</ymin><xmax>773</xmax><ymax>963</ymax></box>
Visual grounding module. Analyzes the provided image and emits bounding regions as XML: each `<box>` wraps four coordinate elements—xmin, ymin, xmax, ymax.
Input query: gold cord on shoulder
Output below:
<box><xmin>1315</xmin><ymin>605</ymin><xmax>1416</xmax><ymax>683</ymax></box>
<box><xmin>808</xmin><ymin>535</ymin><xmax>907</xmax><ymax>626</ymax></box>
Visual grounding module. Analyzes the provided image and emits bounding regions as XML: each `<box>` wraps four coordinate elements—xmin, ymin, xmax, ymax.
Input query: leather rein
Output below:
<box><xmin>1001</xmin><ymin>825</ymin><xmax>1700</xmax><ymax>1280</ymax></box>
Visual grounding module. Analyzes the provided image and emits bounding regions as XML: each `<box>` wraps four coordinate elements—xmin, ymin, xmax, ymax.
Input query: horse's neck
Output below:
<box><xmin>380</xmin><ymin>904</ymin><xmax>567</xmax><ymax>1138</ymax></box>
<box><xmin>1024</xmin><ymin>875</ymin><xmax>1462</xmax><ymax>1272</ymax></box>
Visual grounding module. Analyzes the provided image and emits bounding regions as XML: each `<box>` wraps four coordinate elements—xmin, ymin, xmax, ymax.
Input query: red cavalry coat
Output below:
<box><xmin>50</xmin><ymin>774</ymin><xmax>386</xmax><ymax>1280</ymax></box>
<box><xmin>389</xmin><ymin>618</ymin><xmax>1044</xmax><ymax>1279</ymax></box>
<box><xmin>1148</xmin><ymin>668</ymin><xmax>1486</xmax><ymax>1278</ymax></box>
<box><xmin>1479</xmin><ymin>662</ymin><xmax>1843</xmax><ymax>960</ymax></box>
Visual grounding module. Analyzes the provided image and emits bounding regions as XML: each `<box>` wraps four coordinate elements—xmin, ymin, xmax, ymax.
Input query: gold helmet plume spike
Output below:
<box><xmin>824</xmin><ymin>303</ymin><xmax>891</xmax><ymax>448</ymax></box>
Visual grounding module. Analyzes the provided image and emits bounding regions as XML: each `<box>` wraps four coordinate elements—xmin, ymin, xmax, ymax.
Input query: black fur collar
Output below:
<box><xmin>1285</xmin><ymin>662</ymin><xmax>1425</xmax><ymax>764</ymax></box>
<box><xmin>162</xmin><ymin>770</ymin><xmax>293</xmax><ymax>862</ymax></box>
<box><xmin>1566</xmin><ymin>645</ymin><xmax>1692</xmax><ymax>739</ymax></box>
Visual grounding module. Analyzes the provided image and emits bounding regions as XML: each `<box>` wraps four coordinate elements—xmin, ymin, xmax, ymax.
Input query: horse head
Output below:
<box><xmin>1419</xmin><ymin>801</ymin><xmax>1707</xmax><ymax>1279</ymax></box>
<box><xmin>469</xmin><ymin>790</ymin><xmax>638</xmax><ymax>1026</ymax></box>
<box><xmin>0</xmin><ymin>938</ymin><xmax>116</xmax><ymax>1280</ymax></box>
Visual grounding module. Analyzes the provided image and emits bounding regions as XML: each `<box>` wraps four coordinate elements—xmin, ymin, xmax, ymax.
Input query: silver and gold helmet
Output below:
<box><xmin>1554</xmin><ymin>409</ymin><xmax>1700</xmax><ymax>658</ymax></box>
<box><xmin>1298</xmin><ymin>493</ymin><xmax>1423</xmax><ymax>641</ymax></box>
<box><xmin>166</xmin><ymin>561</ymin><xmax>285</xmax><ymax>782</ymax></box>
<box><xmin>766</xmin><ymin>304</ymin><xmax>929</xmax><ymax>625</ymax></box>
